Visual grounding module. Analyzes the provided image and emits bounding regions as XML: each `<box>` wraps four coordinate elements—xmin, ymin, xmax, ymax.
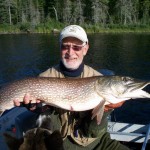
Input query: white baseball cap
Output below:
<box><xmin>59</xmin><ymin>25</ymin><xmax>88</xmax><ymax>43</ymax></box>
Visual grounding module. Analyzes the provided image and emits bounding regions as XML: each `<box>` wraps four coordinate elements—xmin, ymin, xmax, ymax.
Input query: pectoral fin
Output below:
<box><xmin>91</xmin><ymin>100</ymin><xmax>105</xmax><ymax>125</ymax></box>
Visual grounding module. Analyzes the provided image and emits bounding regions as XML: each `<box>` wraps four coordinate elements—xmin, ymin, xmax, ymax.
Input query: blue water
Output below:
<box><xmin>0</xmin><ymin>33</ymin><xmax>150</xmax><ymax>124</ymax></box>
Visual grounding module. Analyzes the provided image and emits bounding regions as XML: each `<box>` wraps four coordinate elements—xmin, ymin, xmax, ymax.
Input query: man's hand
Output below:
<box><xmin>13</xmin><ymin>93</ymin><xmax>41</xmax><ymax>111</ymax></box>
<box><xmin>104</xmin><ymin>101</ymin><xmax>125</xmax><ymax>112</ymax></box>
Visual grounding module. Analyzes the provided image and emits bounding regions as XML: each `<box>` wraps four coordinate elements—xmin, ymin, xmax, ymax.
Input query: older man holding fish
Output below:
<box><xmin>12</xmin><ymin>25</ymin><xmax>131</xmax><ymax>150</ymax></box>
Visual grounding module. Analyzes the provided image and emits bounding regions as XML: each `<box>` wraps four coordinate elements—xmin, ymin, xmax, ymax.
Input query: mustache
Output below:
<box><xmin>63</xmin><ymin>55</ymin><xmax>77</xmax><ymax>59</ymax></box>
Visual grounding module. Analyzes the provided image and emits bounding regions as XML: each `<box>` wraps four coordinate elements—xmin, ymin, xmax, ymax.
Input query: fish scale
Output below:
<box><xmin>0</xmin><ymin>77</ymin><xmax>98</xmax><ymax>111</ymax></box>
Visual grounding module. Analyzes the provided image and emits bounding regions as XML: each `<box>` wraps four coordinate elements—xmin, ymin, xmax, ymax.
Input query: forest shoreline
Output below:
<box><xmin>1</xmin><ymin>0</ymin><xmax>149</xmax><ymax>35</ymax></box>
<box><xmin>0</xmin><ymin>25</ymin><xmax>150</xmax><ymax>34</ymax></box>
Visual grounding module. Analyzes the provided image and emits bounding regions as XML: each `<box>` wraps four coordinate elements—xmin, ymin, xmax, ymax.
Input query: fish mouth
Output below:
<box><xmin>129</xmin><ymin>81</ymin><xmax>150</xmax><ymax>93</ymax></box>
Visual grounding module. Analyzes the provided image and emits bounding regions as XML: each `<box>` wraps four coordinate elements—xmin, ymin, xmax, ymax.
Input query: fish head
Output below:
<box><xmin>119</xmin><ymin>76</ymin><xmax>150</xmax><ymax>98</ymax></box>
<box><xmin>96</xmin><ymin>76</ymin><xmax>150</xmax><ymax>104</ymax></box>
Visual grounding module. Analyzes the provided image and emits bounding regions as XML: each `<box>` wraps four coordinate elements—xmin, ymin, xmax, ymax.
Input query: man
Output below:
<box><xmin>14</xmin><ymin>25</ymin><xmax>129</xmax><ymax>150</ymax></box>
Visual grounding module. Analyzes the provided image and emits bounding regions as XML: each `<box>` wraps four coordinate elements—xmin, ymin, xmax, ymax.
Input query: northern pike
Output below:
<box><xmin>0</xmin><ymin>76</ymin><xmax>150</xmax><ymax>124</ymax></box>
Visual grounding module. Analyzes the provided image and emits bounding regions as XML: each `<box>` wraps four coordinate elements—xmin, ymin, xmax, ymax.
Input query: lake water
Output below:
<box><xmin>0</xmin><ymin>33</ymin><xmax>150</xmax><ymax>124</ymax></box>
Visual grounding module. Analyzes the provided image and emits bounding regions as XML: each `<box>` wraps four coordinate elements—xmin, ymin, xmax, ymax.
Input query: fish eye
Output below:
<box><xmin>122</xmin><ymin>77</ymin><xmax>133</xmax><ymax>84</ymax></box>
<box><xmin>122</xmin><ymin>77</ymin><xmax>127</xmax><ymax>82</ymax></box>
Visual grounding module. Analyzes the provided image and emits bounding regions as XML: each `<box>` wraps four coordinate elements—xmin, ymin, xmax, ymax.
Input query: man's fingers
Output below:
<box><xmin>106</xmin><ymin>101</ymin><xmax>125</xmax><ymax>108</ymax></box>
<box><xmin>36</xmin><ymin>99</ymin><xmax>41</xmax><ymax>103</ymax></box>
<box><xmin>13</xmin><ymin>93</ymin><xmax>31</xmax><ymax>106</ymax></box>
<box><xmin>104</xmin><ymin>101</ymin><xmax>125</xmax><ymax>112</ymax></box>
<box><xmin>23</xmin><ymin>93</ymin><xmax>31</xmax><ymax>104</ymax></box>
<box><xmin>23</xmin><ymin>93</ymin><xmax>38</xmax><ymax>104</ymax></box>
<box><xmin>13</xmin><ymin>99</ymin><xmax>21</xmax><ymax>106</ymax></box>
<box><xmin>13</xmin><ymin>93</ymin><xmax>43</xmax><ymax>112</ymax></box>
<box><xmin>104</xmin><ymin>106</ymin><xmax>113</xmax><ymax>112</ymax></box>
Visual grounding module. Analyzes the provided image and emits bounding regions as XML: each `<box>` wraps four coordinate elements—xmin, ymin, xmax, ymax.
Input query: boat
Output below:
<box><xmin>107</xmin><ymin>118</ymin><xmax>150</xmax><ymax>150</ymax></box>
<box><xmin>0</xmin><ymin>69</ymin><xmax>149</xmax><ymax>149</ymax></box>
<box><xmin>0</xmin><ymin>107</ymin><xmax>150</xmax><ymax>150</ymax></box>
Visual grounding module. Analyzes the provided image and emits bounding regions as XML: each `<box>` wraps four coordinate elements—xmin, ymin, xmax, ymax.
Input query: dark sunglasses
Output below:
<box><xmin>61</xmin><ymin>43</ymin><xmax>86</xmax><ymax>51</ymax></box>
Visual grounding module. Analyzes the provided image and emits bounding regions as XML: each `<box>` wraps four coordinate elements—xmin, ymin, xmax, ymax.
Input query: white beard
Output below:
<box><xmin>62</xmin><ymin>58</ymin><xmax>83</xmax><ymax>70</ymax></box>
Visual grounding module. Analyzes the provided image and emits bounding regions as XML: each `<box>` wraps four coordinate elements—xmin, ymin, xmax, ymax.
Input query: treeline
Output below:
<box><xmin>0</xmin><ymin>0</ymin><xmax>150</xmax><ymax>32</ymax></box>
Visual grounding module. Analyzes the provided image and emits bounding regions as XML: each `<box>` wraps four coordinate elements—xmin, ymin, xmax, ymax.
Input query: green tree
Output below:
<box><xmin>0</xmin><ymin>0</ymin><xmax>17</xmax><ymax>24</ymax></box>
<box><xmin>92</xmin><ymin>0</ymin><xmax>109</xmax><ymax>25</ymax></box>
<box><xmin>71</xmin><ymin>0</ymin><xmax>84</xmax><ymax>24</ymax></box>
<box><xmin>0</xmin><ymin>0</ymin><xmax>150</xmax><ymax>30</ymax></box>
<box><xmin>141</xmin><ymin>0</ymin><xmax>150</xmax><ymax>24</ymax></box>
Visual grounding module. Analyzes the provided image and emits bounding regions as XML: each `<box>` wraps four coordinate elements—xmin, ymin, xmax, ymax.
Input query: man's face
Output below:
<box><xmin>60</xmin><ymin>37</ymin><xmax>89</xmax><ymax>70</ymax></box>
